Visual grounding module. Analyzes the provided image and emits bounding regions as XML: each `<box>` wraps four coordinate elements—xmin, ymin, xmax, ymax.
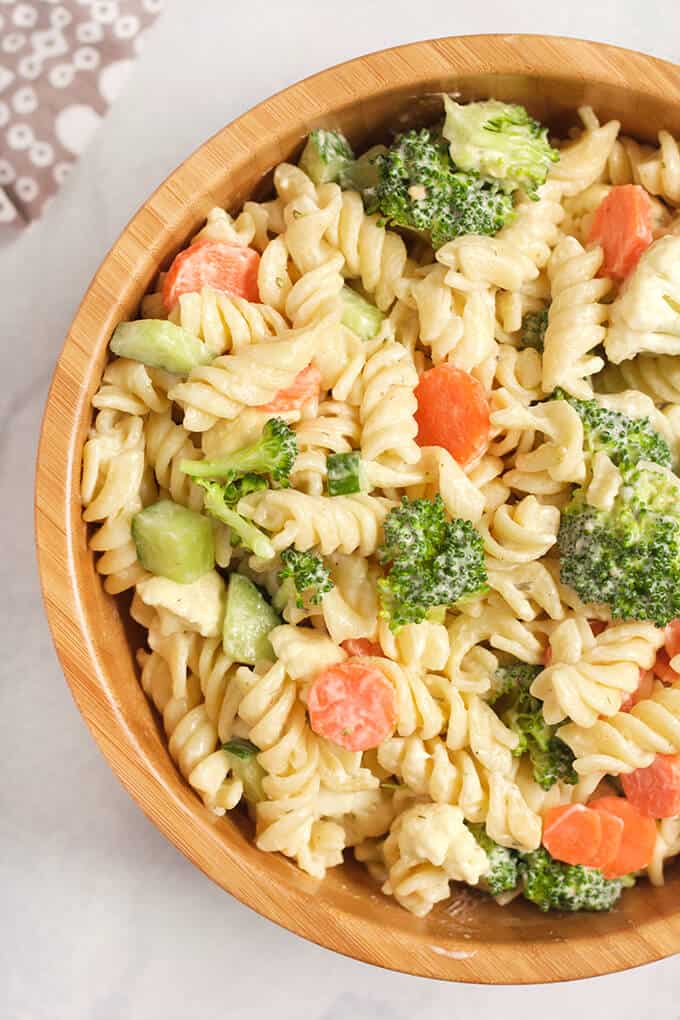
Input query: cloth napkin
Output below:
<box><xmin>0</xmin><ymin>0</ymin><xmax>163</xmax><ymax>230</ymax></box>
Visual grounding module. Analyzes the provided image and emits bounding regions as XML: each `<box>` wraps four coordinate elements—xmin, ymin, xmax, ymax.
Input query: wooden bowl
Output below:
<box><xmin>35</xmin><ymin>35</ymin><xmax>680</xmax><ymax>983</ymax></box>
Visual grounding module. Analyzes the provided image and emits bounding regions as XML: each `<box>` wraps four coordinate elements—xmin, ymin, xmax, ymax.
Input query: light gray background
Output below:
<box><xmin>3</xmin><ymin>2</ymin><xmax>680</xmax><ymax>1017</ymax></box>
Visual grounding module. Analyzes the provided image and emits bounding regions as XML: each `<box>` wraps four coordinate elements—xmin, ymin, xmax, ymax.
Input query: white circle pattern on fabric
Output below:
<box><xmin>98</xmin><ymin>58</ymin><xmax>131</xmax><ymax>103</ymax></box>
<box><xmin>73</xmin><ymin>45</ymin><xmax>99</xmax><ymax>71</ymax></box>
<box><xmin>0</xmin><ymin>158</ymin><xmax>16</xmax><ymax>184</ymax></box>
<box><xmin>29</xmin><ymin>139</ymin><xmax>54</xmax><ymax>167</ymax></box>
<box><xmin>49</xmin><ymin>6</ymin><xmax>72</xmax><ymax>29</ymax></box>
<box><xmin>114</xmin><ymin>13</ymin><xmax>139</xmax><ymax>38</ymax></box>
<box><xmin>7</xmin><ymin>121</ymin><xmax>33</xmax><ymax>149</ymax></box>
<box><xmin>48</xmin><ymin>62</ymin><xmax>74</xmax><ymax>88</ymax></box>
<box><xmin>52</xmin><ymin>160</ymin><xmax>71</xmax><ymax>183</ymax></box>
<box><xmin>91</xmin><ymin>2</ymin><xmax>119</xmax><ymax>24</ymax></box>
<box><xmin>2</xmin><ymin>32</ymin><xmax>27</xmax><ymax>53</ymax></box>
<box><xmin>11</xmin><ymin>84</ymin><xmax>37</xmax><ymax>114</ymax></box>
<box><xmin>13</xmin><ymin>3</ymin><xmax>37</xmax><ymax>27</ymax></box>
<box><xmin>15</xmin><ymin>174</ymin><xmax>38</xmax><ymax>200</ymax></box>
<box><xmin>0</xmin><ymin>1</ymin><xmax>170</xmax><ymax>227</ymax></box>
<box><xmin>54</xmin><ymin>102</ymin><xmax>100</xmax><ymax>154</ymax></box>
<box><xmin>76</xmin><ymin>20</ymin><xmax>103</xmax><ymax>43</ymax></box>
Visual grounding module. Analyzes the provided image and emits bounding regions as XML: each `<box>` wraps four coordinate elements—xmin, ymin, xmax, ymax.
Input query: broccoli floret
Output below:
<box><xmin>559</xmin><ymin>463</ymin><xmax>680</xmax><ymax>625</ymax></box>
<box><xmin>198</xmin><ymin>478</ymin><xmax>275</xmax><ymax>561</ymax></box>
<box><xmin>490</xmin><ymin>662</ymin><xmax>577</xmax><ymax>790</ymax></box>
<box><xmin>487</xmin><ymin>662</ymin><xmax>541</xmax><ymax>704</ymax></box>
<box><xmin>299</xmin><ymin>128</ymin><xmax>355</xmax><ymax>185</ymax></box>
<box><xmin>442</xmin><ymin>97</ymin><xmax>559</xmax><ymax>198</ymax></box>
<box><xmin>520</xmin><ymin>307</ymin><xmax>549</xmax><ymax>351</ymax></box>
<box><xmin>378</xmin><ymin>495</ymin><xmax>488</xmax><ymax>630</ymax></box>
<box><xmin>519</xmin><ymin>849</ymin><xmax>625</xmax><ymax>912</ymax></box>
<box><xmin>277</xmin><ymin>548</ymin><xmax>333</xmax><ymax>608</ymax></box>
<box><xmin>182</xmin><ymin>418</ymin><xmax>297</xmax><ymax>487</ymax></box>
<box><xmin>553</xmin><ymin>390</ymin><xmax>671</xmax><ymax>469</ymax></box>
<box><xmin>468</xmin><ymin>824</ymin><xmax>519</xmax><ymax>896</ymax></box>
<box><xmin>362</xmin><ymin>128</ymin><xmax>514</xmax><ymax>249</ymax></box>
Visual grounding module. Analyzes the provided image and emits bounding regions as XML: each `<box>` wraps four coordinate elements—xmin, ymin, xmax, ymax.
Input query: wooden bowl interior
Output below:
<box><xmin>36</xmin><ymin>37</ymin><xmax>680</xmax><ymax>982</ymax></box>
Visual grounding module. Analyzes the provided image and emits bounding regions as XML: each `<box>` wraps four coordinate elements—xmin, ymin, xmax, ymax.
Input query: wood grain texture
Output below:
<box><xmin>35</xmin><ymin>35</ymin><xmax>680</xmax><ymax>983</ymax></box>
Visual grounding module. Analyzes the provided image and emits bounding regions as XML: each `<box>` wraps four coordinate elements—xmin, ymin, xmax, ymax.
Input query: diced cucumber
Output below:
<box><xmin>222</xmin><ymin>573</ymin><xmax>281</xmax><ymax>665</ymax></box>
<box><xmin>110</xmin><ymin>319</ymin><xmax>212</xmax><ymax>375</ymax></box>
<box><xmin>340</xmin><ymin>286</ymin><xmax>384</xmax><ymax>340</ymax></box>
<box><xmin>327</xmin><ymin>451</ymin><xmax>366</xmax><ymax>496</ymax></box>
<box><xmin>299</xmin><ymin>128</ymin><xmax>354</xmax><ymax>185</ymax></box>
<box><xmin>222</xmin><ymin>743</ymin><xmax>266</xmax><ymax>803</ymax></box>
<box><xmin>132</xmin><ymin>500</ymin><xmax>214</xmax><ymax>583</ymax></box>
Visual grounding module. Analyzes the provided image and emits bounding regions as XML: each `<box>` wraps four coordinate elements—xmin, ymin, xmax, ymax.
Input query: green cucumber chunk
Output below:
<box><xmin>222</xmin><ymin>743</ymin><xmax>266</xmax><ymax>803</ymax></box>
<box><xmin>110</xmin><ymin>319</ymin><xmax>212</xmax><ymax>375</ymax></box>
<box><xmin>132</xmin><ymin>500</ymin><xmax>215</xmax><ymax>583</ymax></box>
<box><xmin>222</xmin><ymin>573</ymin><xmax>281</xmax><ymax>665</ymax></box>
<box><xmin>299</xmin><ymin>129</ymin><xmax>354</xmax><ymax>185</ymax></box>
<box><xmin>340</xmin><ymin>286</ymin><xmax>384</xmax><ymax>340</ymax></box>
<box><xmin>327</xmin><ymin>451</ymin><xmax>366</xmax><ymax>496</ymax></box>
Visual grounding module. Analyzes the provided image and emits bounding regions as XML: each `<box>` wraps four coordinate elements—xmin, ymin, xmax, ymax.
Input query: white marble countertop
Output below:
<box><xmin>3</xmin><ymin>2</ymin><xmax>680</xmax><ymax>1016</ymax></box>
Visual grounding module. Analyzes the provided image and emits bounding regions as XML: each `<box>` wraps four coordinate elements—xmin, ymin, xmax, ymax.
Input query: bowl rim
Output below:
<box><xmin>35</xmin><ymin>34</ymin><xmax>680</xmax><ymax>984</ymax></box>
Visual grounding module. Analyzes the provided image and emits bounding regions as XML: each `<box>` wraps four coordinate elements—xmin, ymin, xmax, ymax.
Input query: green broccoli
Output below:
<box><xmin>559</xmin><ymin>462</ymin><xmax>680</xmax><ymax>626</ymax></box>
<box><xmin>442</xmin><ymin>97</ymin><xmax>559</xmax><ymax>198</ymax></box>
<box><xmin>198</xmin><ymin>478</ymin><xmax>275</xmax><ymax>560</ymax></box>
<box><xmin>490</xmin><ymin>662</ymin><xmax>577</xmax><ymax>791</ymax></box>
<box><xmin>181</xmin><ymin>418</ymin><xmax>297</xmax><ymax>487</ymax></box>
<box><xmin>362</xmin><ymin>128</ymin><xmax>515</xmax><ymax>249</ymax></box>
<box><xmin>378</xmin><ymin>495</ymin><xmax>488</xmax><ymax>630</ymax></box>
<box><xmin>468</xmin><ymin>824</ymin><xmax>519</xmax><ymax>896</ymax></box>
<box><xmin>553</xmin><ymin>390</ymin><xmax>671</xmax><ymax>469</ymax></box>
<box><xmin>277</xmin><ymin>548</ymin><xmax>333</xmax><ymax>609</ymax></box>
<box><xmin>520</xmin><ymin>307</ymin><xmax>549</xmax><ymax>351</ymax></box>
<box><xmin>298</xmin><ymin>128</ymin><xmax>355</xmax><ymax>185</ymax></box>
<box><xmin>519</xmin><ymin>849</ymin><xmax>626</xmax><ymax>912</ymax></box>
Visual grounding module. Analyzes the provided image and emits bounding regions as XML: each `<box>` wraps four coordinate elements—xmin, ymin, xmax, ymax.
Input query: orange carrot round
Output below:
<box><xmin>414</xmin><ymin>364</ymin><xmax>490</xmax><ymax>467</ymax></box>
<box><xmin>162</xmin><ymin>239</ymin><xmax>260</xmax><ymax>310</ymax></box>
<box><xmin>620</xmin><ymin>669</ymin><xmax>656</xmax><ymax>713</ymax></box>
<box><xmin>341</xmin><ymin>638</ymin><xmax>383</xmax><ymax>658</ymax></box>
<box><xmin>589</xmin><ymin>796</ymin><xmax>657</xmax><ymax>878</ymax></box>
<box><xmin>652</xmin><ymin>649</ymin><xmax>678</xmax><ymax>686</ymax></box>
<box><xmin>588</xmin><ymin>184</ymin><xmax>653</xmax><ymax>281</ymax></box>
<box><xmin>588</xmin><ymin>811</ymin><xmax>624</xmax><ymax>871</ymax></box>
<box><xmin>307</xmin><ymin>661</ymin><xmax>397</xmax><ymax>752</ymax></box>
<box><xmin>258</xmin><ymin>365</ymin><xmax>322</xmax><ymax>413</ymax></box>
<box><xmin>665</xmin><ymin>619</ymin><xmax>680</xmax><ymax>659</ymax></box>
<box><xmin>542</xmin><ymin>804</ymin><xmax>603</xmax><ymax>867</ymax></box>
<box><xmin>621</xmin><ymin>755</ymin><xmax>680</xmax><ymax>818</ymax></box>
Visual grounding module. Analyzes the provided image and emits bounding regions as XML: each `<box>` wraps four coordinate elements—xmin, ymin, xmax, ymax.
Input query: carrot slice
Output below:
<box><xmin>307</xmin><ymin>661</ymin><xmax>397</xmax><ymax>752</ymax></box>
<box><xmin>258</xmin><ymin>365</ymin><xmax>322</xmax><ymax>413</ymax></box>
<box><xmin>542</xmin><ymin>804</ymin><xmax>603</xmax><ymax>867</ymax></box>
<box><xmin>414</xmin><ymin>365</ymin><xmax>490</xmax><ymax>467</ymax></box>
<box><xmin>341</xmin><ymin>638</ymin><xmax>383</xmax><ymax>658</ymax></box>
<box><xmin>162</xmin><ymin>239</ymin><xmax>260</xmax><ymax>310</ymax></box>
<box><xmin>588</xmin><ymin>185</ymin><xmax>653</xmax><ymax>280</ymax></box>
<box><xmin>621</xmin><ymin>755</ymin><xmax>680</xmax><ymax>818</ymax></box>
<box><xmin>620</xmin><ymin>669</ymin><xmax>656</xmax><ymax>712</ymax></box>
<box><xmin>588</xmin><ymin>811</ymin><xmax>624</xmax><ymax>871</ymax></box>
<box><xmin>590</xmin><ymin>796</ymin><xmax>658</xmax><ymax>878</ymax></box>
<box><xmin>665</xmin><ymin>619</ymin><xmax>680</xmax><ymax>659</ymax></box>
<box><xmin>652</xmin><ymin>649</ymin><xmax>679</xmax><ymax>686</ymax></box>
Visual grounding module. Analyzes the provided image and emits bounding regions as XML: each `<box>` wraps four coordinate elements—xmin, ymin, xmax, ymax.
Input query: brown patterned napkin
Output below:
<box><xmin>0</xmin><ymin>0</ymin><xmax>163</xmax><ymax>229</ymax></box>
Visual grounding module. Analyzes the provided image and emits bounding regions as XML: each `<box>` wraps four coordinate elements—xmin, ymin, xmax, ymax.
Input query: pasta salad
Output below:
<box><xmin>82</xmin><ymin>97</ymin><xmax>680</xmax><ymax>916</ymax></box>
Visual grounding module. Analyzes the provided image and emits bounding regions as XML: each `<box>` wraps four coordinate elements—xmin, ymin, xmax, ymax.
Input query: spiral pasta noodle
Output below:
<box><xmin>532</xmin><ymin>618</ymin><xmax>664</xmax><ymax>728</ymax></box>
<box><xmin>238</xmin><ymin>489</ymin><xmax>394</xmax><ymax>557</ymax></box>
<box><xmin>560</xmin><ymin>682</ymin><xmax>680</xmax><ymax>775</ymax></box>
